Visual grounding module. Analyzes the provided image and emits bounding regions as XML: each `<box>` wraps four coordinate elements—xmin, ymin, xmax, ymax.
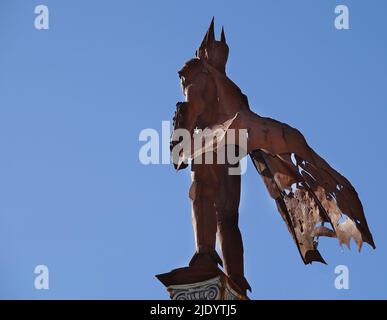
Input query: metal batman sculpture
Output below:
<box><xmin>170</xmin><ymin>18</ymin><xmax>375</xmax><ymax>295</ymax></box>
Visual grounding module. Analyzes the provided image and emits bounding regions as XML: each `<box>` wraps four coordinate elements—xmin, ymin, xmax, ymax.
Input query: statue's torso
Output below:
<box><xmin>179</xmin><ymin>58</ymin><xmax>229</xmax><ymax>129</ymax></box>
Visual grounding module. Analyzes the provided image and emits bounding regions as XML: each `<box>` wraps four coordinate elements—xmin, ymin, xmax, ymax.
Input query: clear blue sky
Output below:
<box><xmin>0</xmin><ymin>0</ymin><xmax>386</xmax><ymax>299</ymax></box>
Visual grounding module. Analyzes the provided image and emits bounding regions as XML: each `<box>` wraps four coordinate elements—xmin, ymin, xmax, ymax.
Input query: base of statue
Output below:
<box><xmin>156</xmin><ymin>266</ymin><xmax>248</xmax><ymax>300</ymax></box>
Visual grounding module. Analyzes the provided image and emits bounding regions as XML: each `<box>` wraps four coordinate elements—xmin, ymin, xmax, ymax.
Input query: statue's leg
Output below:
<box><xmin>189</xmin><ymin>162</ymin><xmax>222</xmax><ymax>268</ymax></box>
<box><xmin>216</xmin><ymin>163</ymin><xmax>251</xmax><ymax>293</ymax></box>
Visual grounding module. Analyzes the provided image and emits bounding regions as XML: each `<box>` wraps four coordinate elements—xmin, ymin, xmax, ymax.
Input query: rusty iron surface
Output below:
<box><xmin>169</xmin><ymin>18</ymin><xmax>375</xmax><ymax>294</ymax></box>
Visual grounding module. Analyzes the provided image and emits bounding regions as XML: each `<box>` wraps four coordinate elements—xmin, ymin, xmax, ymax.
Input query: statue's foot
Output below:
<box><xmin>189</xmin><ymin>250</ymin><xmax>223</xmax><ymax>268</ymax></box>
<box><xmin>229</xmin><ymin>274</ymin><xmax>252</xmax><ymax>295</ymax></box>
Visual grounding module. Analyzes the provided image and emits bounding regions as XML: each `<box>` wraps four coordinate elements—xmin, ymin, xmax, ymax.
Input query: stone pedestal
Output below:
<box><xmin>156</xmin><ymin>266</ymin><xmax>248</xmax><ymax>300</ymax></box>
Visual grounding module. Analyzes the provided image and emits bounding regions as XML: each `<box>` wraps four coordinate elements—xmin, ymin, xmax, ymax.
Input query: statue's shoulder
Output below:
<box><xmin>178</xmin><ymin>58</ymin><xmax>207</xmax><ymax>84</ymax></box>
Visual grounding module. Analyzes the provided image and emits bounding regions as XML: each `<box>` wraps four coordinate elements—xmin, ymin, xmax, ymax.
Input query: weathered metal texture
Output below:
<box><xmin>170</xmin><ymin>18</ymin><xmax>375</xmax><ymax>294</ymax></box>
<box><xmin>249</xmin><ymin>148</ymin><xmax>375</xmax><ymax>264</ymax></box>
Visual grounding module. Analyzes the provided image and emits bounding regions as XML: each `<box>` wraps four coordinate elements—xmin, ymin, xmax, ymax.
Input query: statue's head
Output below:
<box><xmin>196</xmin><ymin>18</ymin><xmax>229</xmax><ymax>73</ymax></box>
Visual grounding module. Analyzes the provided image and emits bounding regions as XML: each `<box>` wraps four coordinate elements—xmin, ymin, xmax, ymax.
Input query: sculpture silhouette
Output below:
<box><xmin>170</xmin><ymin>18</ymin><xmax>375</xmax><ymax>295</ymax></box>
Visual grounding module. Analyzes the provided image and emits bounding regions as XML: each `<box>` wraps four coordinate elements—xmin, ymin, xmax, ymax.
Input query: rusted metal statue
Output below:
<box><xmin>160</xmin><ymin>18</ymin><xmax>375</xmax><ymax>297</ymax></box>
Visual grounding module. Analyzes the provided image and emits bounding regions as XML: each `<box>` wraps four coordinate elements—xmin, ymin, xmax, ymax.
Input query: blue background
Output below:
<box><xmin>0</xmin><ymin>0</ymin><xmax>386</xmax><ymax>299</ymax></box>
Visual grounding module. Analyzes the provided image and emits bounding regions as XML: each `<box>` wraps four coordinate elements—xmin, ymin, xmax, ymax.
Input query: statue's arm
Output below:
<box><xmin>183</xmin><ymin>73</ymin><xmax>207</xmax><ymax>134</ymax></box>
